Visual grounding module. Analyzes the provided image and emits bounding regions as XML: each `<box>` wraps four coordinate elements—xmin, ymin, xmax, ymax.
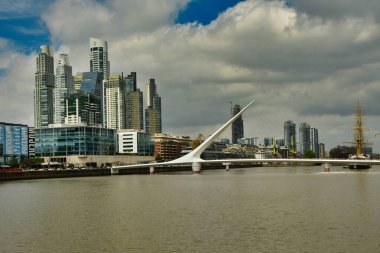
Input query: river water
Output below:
<box><xmin>1</xmin><ymin>166</ymin><xmax>380</xmax><ymax>253</ymax></box>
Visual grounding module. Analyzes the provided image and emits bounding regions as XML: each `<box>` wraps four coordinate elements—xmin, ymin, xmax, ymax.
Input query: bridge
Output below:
<box><xmin>112</xmin><ymin>99</ymin><xmax>380</xmax><ymax>174</ymax></box>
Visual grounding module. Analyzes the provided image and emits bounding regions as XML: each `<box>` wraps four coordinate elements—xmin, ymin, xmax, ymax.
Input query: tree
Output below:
<box><xmin>303</xmin><ymin>150</ymin><xmax>316</xmax><ymax>158</ymax></box>
<box><xmin>155</xmin><ymin>153</ymin><xmax>162</xmax><ymax>161</ymax></box>
<box><xmin>329</xmin><ymin>145</ymin><xmax>356</xmax><ymax>159</ymax></box>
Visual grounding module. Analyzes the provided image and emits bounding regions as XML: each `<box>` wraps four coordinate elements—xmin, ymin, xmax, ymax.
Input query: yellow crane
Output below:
<box><xmin>192</xmin><ymin>133</ymin><xmax>205</xmax><ymax>150</ymax></box>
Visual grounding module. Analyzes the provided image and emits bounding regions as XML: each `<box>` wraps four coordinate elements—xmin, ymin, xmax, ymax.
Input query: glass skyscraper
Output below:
<box><xmin>34</xmin><ymin>45</ymin><xmax>54</xmax><ymax>128</ymax></box>
<box><xmin>284</xmin><ymin>120</ymin><xmax>296</xmax><ymax>154</ymax></box>
<box><xmin>299</xmin><ymin>122</ymin><xmax>311</xmax><ymax>155</ymax></box>
<box><xmin>232</xmin><ymin>104</ymin><xmax>244</xmax><ymax>144</ymax></box>
<box><xmin>54</xmin><ymin>54</ymin><xmax>73</xmax><ymax>124</ymax></box>
<box><xmin>145</xmin><ymin>79</ymin><xmax>162</xmax><ymax>134</ymax></box>
<box><xmin>89</xmin><ymin>37</ymin><xmax>110</xmax><ymax>79</ymax></box>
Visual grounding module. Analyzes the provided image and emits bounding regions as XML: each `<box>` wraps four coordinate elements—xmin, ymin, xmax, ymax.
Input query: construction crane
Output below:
<box><xmin>192</xmin><ymin>133</ymin><xmax>205</xmax><ymax>150</ymax></box>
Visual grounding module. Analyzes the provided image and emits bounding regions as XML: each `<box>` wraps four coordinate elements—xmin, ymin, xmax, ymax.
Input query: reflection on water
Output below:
<box><xmin>1</xmin><ymin>166</ymin><xmax>380</xmax><ymax>253</ymax></box>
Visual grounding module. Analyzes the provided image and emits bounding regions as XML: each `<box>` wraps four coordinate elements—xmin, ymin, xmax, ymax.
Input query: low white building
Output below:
<box><xmin>117</xmin><ymin>129</ymin><xmax>153</xmax><ymax>156</ymax></box>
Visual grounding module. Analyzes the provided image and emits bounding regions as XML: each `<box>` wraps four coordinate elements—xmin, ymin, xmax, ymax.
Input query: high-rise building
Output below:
<box><xmin>310</xmin><ymin>127</ymin><xmax>319</xmax><ymax>157</ymax></box>
<box><xmin>299</xmin><ymin>122</ymin><xmax>311</xmax><ymax>155</ymax></box>
<box><xmin>264</xmin><ymin>137</ymin><xmax>273</xmax><ymax>147</ymax></box>
<box><xmin>54</xmin><ymin>54</ymin><xmax>73</xmax><ymax>124</ymax></box>
<box><xmin>232</xmin><ymin>104</ymin><xmax>244</xmax><ymax>144</ymax></box>
<box><xmin>68</xmin><ymin>72</ymin><xmax>103</xmax><ymax>126</ymax></box>
<box><xmin>34</xmin><ymin>45</ymin><xmax>54</xmax><ymax>128</ymax></box>
<box><xmin>145</xmin><ymin>79</ymin><xmax>162</xmax><ymax>134</ymax></box>
<box><xmin>89</xmin><ymin>37</ymin><xmax>110</xmax><ymax>79</ymax></box>
<box><xmin>123</xmin><ymin>72</ymin><xmax>143</xmax><ymax>130</ymax></box>
<box><xmin>125</xmin><ymin>89</ymin><xmax>144</xmax><ymax>129</ymax></box>
<box><xmin>284</xmin><ymin>120</ymin><xmax>296</xmax><ymax>153</ymax></box>
<box><xmin>105</xmin><ymin>74</ymin><xmax>125</xmax><ymax>129</ymax></box>
<box><xmin>319</xmin><ymin>143</ymin><xmax>326</xmax><ymax>158</ymax></box>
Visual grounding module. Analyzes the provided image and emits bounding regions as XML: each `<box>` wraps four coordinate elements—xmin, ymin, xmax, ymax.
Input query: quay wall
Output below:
<box><xmin>0</xmin><ymin>169</ymin><xmax>110</xmax><ymax>181</ymax></box>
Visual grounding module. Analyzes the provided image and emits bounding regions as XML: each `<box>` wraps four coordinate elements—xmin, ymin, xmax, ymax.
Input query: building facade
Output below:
<box><xmin>310</xmin><ymin>127</ymin><xmax>319</xmax><ymax>157</ymax></box>
<box><xmin>117</xmin><ymin>129</ymin><xmax>153</xmax><ymax>156</ymax></box>
<box><xmin>232</xmin><ymin>104</ymin><xmax>244</xmax><ymax>144</ymax></box>
<box><xmin>299</xmin><ymin>122</ymin><xmax>311</xmax><ymax>155</ymax></box>
<box><xmin>145</xmin><ymin>79</ymin><xmax>162</xmax><ymax>134</ymax></box>
<box><xmin>152</xmin><ymin>133</ymin><xmax>191</xmax><ymax>161</ymax></box>
<box><xmin>0</xmin><ymin>123</ymin><xmax>28</xmax><ymax>162</ymax></box>
<box><xmin>34</xmin><ymin>45</ymin><xmax>54</xmax><ymax>128</ymax></box>
<box><xmin>35</xmin><ymin>125</ymin><xmax>116</xmax><ymax>156</ymax></box>
<box><xmin>284</xmin><ymin>120</ymin><xmax>296</xmax><ymax>154</ymax></box>
<box><xmin>105</xmin><ymin>74</ymin><xmax>125</xmax><ymax>129</ymax></box>
<box><xmin>54</xmin><ymin>54</ymin><xmax>73</xmax><ymax>124</ymax></box>
<box><xmin>89</xmin><ymin>37</ymin><xmax>110</xmax><ymax>79</ymax></box>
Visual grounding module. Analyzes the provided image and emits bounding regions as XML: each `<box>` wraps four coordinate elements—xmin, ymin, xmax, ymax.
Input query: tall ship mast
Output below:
<box><xmin>345</xmin><ymin>102</ymin><xmax>372</xmax><ymax>169</ymax></box>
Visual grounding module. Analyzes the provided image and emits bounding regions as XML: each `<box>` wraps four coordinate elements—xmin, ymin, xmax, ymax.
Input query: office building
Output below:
<box><xmin>264</xmin><ymin>137</ymin><xmax>274</xmax><ymax>147</ymax></box>
<box><xmin>35</xmin><ymin>125</ymin><xmax>116</xmax><ymax>156</ymax></box>
<box><xmin>299</xmin><ymin>122</ymin><xmax>311</xmax><ymax>155</ymax></box>
<box><xmin>34</xmin><ymin>45</ymin><xmax>54</xmax><ymax>128</ymax></box>
<box><xmin>105</xmin><ymin>74</ymin><xmax>125</xmax><ymax>129</ymax></box>
<box><xmin>284</xmin><ymin>120</ymin><xmax>296</xmax><ymax>153</ymax></box>
<box><xmin>310</xmin><ymin>127</ymin><xmax>319</xmax><ymax>157</ymax></box>
<box><xmin>54</xmin><ymin>54</ymin><xmax>73</xmax><ymax>124</ymax></box>
<box><xmin>276</xmin><ymin>138</ymin><xmax>285</xmax><ymax>147</ymax></box>
<box><xmin>117</xmin><ymin>129</ymin><xmax>153</xmax><ymax>156</ymax></box>
<box><xmin>232</xmin><ymin>104</ymin><xmax>244</xmax><ymax>144</ymax></box>
<box><xmin>319</xmin><ymin>143</ymin><xmax>326</xmax><ymax>158</ymax></box>
<box><xmin>28</xmin><ymin>127</ymin><xmax>35</xmax><ymax>157</ymax></box>
<box><xmin>145</xmin><ymin>79</ymin><xmax>162</xmax><ymax>134</ymax></box>
<box><xmin>125</xmin><ymin>89</ymin><xmax>144</xmax><ymax>129</ymax></box>
<box><xmin>0</xmin><ymin>123</ymin><xmax>28</xmax><ymax>164</ymax></box>
<box><xmin>89</xmin><ymin>37</ymin><xmax>110</xmax><ymax>79</ymax></box>
<box><xmin>124</xmin><ymin>72</ymin><xmax>137</xmax><ymax>92</ymax></box>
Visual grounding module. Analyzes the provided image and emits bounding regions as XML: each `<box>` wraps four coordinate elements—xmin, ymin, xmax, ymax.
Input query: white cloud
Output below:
<box><xmin>2</xmin><ymin>0</ymin><xmax>380</xmax><ymax>152</ymax></box>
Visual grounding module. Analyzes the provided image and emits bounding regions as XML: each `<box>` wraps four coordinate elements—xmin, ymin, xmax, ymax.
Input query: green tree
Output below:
<box><xmin>303</xmin><ymin>150</ymin><xmax>316</xmax><ymax>158</ymax></box>
<box><xmin>155</xmin><ymin>153</ymin><xmax>162</xmax><ymax>161</ymax></box>
<box><xmin>329</xmin><ymin>145</ymin><xmax>356</xmax><ymax>159</ymax></box>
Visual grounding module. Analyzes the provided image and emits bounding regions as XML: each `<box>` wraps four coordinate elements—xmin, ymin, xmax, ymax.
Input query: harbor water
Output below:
<box><xmin>1</xmin><ymin>166</ymin><xmax>380</xmax><ymax>252</ymax></box>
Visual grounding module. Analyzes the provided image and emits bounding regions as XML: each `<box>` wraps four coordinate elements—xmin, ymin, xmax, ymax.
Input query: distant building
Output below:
<box><xmin>105</xmin><ymin>74</ymin><xmax>125</xmax><ymax>129</ymax></box>
<box><xmin>237</xmin><ymin>137</ymin><xmax>257</xmax><ymax>146</ymax></box>
<box><xmin>0</xmin><ymin>123</ymin><xmax>28</xmax><ymax>163</ymax></box>
<box><xmin>54</xmin><ymin>54</ymin><xmax>73</xmax><ymax>124</ymax></box>
<box><xmin>145</xmin><ymin>79</ymin><xmax>162</xmax><ymax>134</ymax></box>
<box><xmin>89</xmin><ymin>37</ymin><xmax>110</xmax><ymax>79</ymax></box>
<box><xmin>232</xmin><ymin>104</ymin><xmax>244</xmax><ymax>144</ymax></box>
<box><xmin>299</xmin><ymin>122</ymin><xmax>311</xmax><ymax>155</ymax></box>
<box><xmin>219</xmin><ymin>138</ymin><xmax>230</xmax><ymax>145</ymax></box>
<box><xmin>284</xmin><ymin>120</ymin><xmax>296</xmax><ymax>154</ymax></box>
<box><xmin>34</xmin><ymin>45</ymin><xmax>54</xmax><ymax>128</ymax></box>
<box><xmin>310</xmin><ymin>128</ymin><xmax>319</xmax><ymax>157</ymax></box>
<box><xmin>35</xmin><ymin>125</ymin><xmax>116</xmax><ymax>156</ymax></box>
<box><xmin>276</xmin><ymin>138</ymin><xmax>285</xmax><ymax>147</ymax></box>
<box><xmin>152</xmin><ymin>133</ymin><xmax>191</xmax><ymax>161</ymax></box>
<box><xmin>264</xmin><ymin>137</ymin><xmax>273</xmax><ymax>147</ymax></box>
<box><xmin>117</xmin><ymin>129</ymin><xmax>153</xmax><ymax>156</ymax></box>
<box><xmin>319</xmin><ymin>143</ymin><xmax>326</xmax><ymax>158</ymax></box>
<box><xmin>125</xmin><ymin>89</ymin><xmax>144</xmax><ymax>130</ymax></box>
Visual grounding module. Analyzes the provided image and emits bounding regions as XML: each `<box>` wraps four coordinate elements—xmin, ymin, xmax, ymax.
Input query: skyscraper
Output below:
<box><xmin>123</xmin><ymin>72</ymin><xmax>143</xmax><ymax>130</ymax></box>
<box><xmin>310</xmin><ymin>127</ymin><xmax>319</xmax><ymax>157</ymax></box>
<box><xmin>105</xmin><ymin>74</ymin><xmax>125</xmax><ymax>129</ymax></box>
<box><xmin>284</xmin><ymin>120</ymin><xmax>296</xmax><ymax>154</ymax></box>
<box><xmin>34</xmin><ymin>45</ymin><xmax>54</xmax><ymax>128</ymax></box>
<box><xmin>89</xmin><ymin>37</ymin><xmax>110</xmax><ymax>79</ymax></box>
<box><xmin>67</xmin><ymin>72</ymin><xmax>103</xmax><ymax>126</ymax></box>
<box><xmin>299</xmin><ymin>122</ymin><xmax>311</xmax><ymax>155</ymax></box>
<box><xmin>54</xmin><ymin>54</ymin><xmax>73</xmax><ymax>124</ymax></box>
<box><xmin>145</xmin><ymin>79</ymin><xmax>162</xmax><ymax>134</ymax></box>
<box><xmin>232</xmin><ymin>104</ymin><xmax>244</xmax><ymax>144</ymax></box>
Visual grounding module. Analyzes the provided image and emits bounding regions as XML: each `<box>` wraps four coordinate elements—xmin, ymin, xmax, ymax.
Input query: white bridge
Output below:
<box><xmin>112</xmin><ymin>99</ymin><xmax>380</xmax><ymax>174</ymax></box>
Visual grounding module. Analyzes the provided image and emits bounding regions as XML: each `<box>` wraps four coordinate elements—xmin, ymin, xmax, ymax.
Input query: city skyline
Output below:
<box><xmin>1</xmin><ymin>0</ymin><xmax>380</xmax><ymax>151</ymax></box>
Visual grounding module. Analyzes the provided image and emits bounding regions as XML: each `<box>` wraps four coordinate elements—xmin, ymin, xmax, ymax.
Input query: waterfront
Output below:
<box><xmin>1</xmin><ymin>166</ymin><xmax>380</xmax><ymax>253</ymax></box>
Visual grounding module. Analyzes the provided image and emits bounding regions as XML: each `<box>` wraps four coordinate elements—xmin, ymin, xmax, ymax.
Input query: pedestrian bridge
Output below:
<box><xmin>112</xmin><ymin>99</ymin><xmax>380</xmax><ymax>174</ymax></box>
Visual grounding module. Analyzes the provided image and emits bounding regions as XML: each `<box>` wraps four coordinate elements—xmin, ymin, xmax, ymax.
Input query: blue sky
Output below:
<box><xmin>1</xmin><ymin>0</ymin><xmax>380</xmax><ymax>150</ymax></box>
<box><xmin>0</xmin><ymin>0</ymin><xmax>245</xmax><ymax>53</ymax></box>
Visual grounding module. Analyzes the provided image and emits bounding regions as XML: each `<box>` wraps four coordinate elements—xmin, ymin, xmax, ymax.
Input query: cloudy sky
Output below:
<box><xmin>1</xmin><ymin>0</ymin><xmax>380</xmax><ymax>152</ymax></box>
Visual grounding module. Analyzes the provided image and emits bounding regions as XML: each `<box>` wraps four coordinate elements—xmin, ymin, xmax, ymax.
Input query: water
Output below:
<box><xmin>1</xmin><ymin>166</ymin><xmax>380</xmax><ymax>253</ymax></box>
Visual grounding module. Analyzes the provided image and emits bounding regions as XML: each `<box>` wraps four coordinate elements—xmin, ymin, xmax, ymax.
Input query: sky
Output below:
<box><xmin>1</xmin><ymin>0</ymin><xmax>380</xmax><ymax>152</ymax></box>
